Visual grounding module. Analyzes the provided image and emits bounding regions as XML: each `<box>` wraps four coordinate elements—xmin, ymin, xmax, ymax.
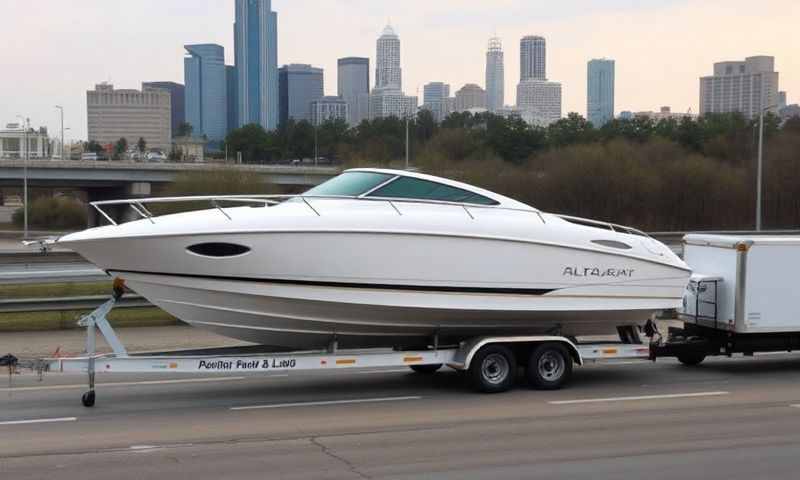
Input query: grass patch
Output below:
<box><xmin>0</xmin><ymin>281</ymin><xmax>113</xmax><ymax>299</ymax></box>
<box><xmin>0</xmin><ymin>307</ymin><xmax>178</xmax><ymax>332</ymax></box>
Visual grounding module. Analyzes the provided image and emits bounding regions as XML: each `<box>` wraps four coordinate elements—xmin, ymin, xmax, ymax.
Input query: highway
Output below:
<box><xmin>0</xmin><ymin>261</ymin><xmax>106</xmax><ymax>284</ymax></box>
<box><xmin>3</xmin><ymin>354</ymin><xmax>800</xmax><ymax>479</ymax></box>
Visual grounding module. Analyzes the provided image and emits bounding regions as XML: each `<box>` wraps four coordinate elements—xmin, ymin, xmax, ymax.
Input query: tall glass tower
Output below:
<box><xmin>375</xmin><ymin>25</ymin><xmax>401</xmax><ymax>91</ymax></box>
<box><xmin>485</xmin><ymin>37</ymin><xmax>504</xmax><ymax>112</ymax></box>
<box><xmin>184</xmin><ymin>44</ymin><xmax>227</xmax><ymax>142</ymax></box>
<box><xmin>234</xmin><ymin>0</ymin><xmax>278</xmax><ymax>130</ymax></box>
<box><xmin>587</xmin><ymin>58</ymin><xmax>615</xmax><ymax>127</ymax></box>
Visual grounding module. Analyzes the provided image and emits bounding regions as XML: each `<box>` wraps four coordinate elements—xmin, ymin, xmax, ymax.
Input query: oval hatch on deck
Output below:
<box><xmin>186</xmin><ymin>243</ymin><xmax>251</xmax><ymax>257</ymax></box>
<box><xmin>591</xmin><ymin>239</ymin><xmax>632</xmax><ymax>250</ymax></box>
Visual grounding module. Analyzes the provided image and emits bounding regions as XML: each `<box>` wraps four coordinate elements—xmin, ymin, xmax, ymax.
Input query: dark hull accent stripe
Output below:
<box><xmin>109</xmin><ymin>269</ymin><xmax>557</xmax><ymax>296</ymax></box>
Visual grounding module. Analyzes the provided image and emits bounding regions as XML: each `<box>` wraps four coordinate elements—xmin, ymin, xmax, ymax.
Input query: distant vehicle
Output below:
<box><xmin>81</xmin><ymin>152</ymin><xmax>99</xmax><ymax>161</ymax></box>
<box><xmin>146</xmin><ymin>151</ymin><xmax>167</xmax><ymax>162</ymax></box>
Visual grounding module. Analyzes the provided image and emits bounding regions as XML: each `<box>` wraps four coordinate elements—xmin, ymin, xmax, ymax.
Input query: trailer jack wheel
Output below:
<box><xmin>677</xmin><ymin>352</ymin><xmax>706</xmax><ymax>366</ymax></box>
<box><xmin>82</xmin><ymin>390</ymin><xmax>96</xmax><ymax>408</ymax></box>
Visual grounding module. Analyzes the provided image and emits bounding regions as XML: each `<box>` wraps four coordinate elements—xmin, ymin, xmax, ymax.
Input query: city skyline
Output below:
<box><xmin>1</xmin><ymin>0</ymin><xmax>797</xmax><ymax>140</ymax></box>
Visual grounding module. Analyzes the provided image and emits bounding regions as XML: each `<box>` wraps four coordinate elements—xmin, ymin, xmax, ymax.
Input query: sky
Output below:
<box><xmin>0</xmin><ymin>0</ymin><xmax>797</xmax><ymax>142</ymax></box>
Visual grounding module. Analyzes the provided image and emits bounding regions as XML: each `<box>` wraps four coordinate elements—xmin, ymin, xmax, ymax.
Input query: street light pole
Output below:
<box><xmin>16</xmin><ymin>115</ymin><xmax>29</xmax><ymax>239</ymax></box>
<box><xmin>755</xmin><ymin>103</ymin><xmax>777</xmax><ymax>232</ymax></box>
<box><xmin>55</xmin><ymin>105</ymin><xmax>64</xmax><ymax>161</ymax></box>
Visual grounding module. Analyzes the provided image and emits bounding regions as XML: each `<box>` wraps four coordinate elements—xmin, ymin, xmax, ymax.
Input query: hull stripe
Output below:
<box><xmin>109</xmin><ymin>269</ymin><xmax>557</xmax><ymax>296</ymax></box>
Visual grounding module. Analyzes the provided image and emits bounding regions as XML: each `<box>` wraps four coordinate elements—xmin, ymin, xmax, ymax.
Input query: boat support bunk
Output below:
<box><xmin>44</xmin><ymin>285</ymin><xmax>653</xmax><ymax>407</ymax></box>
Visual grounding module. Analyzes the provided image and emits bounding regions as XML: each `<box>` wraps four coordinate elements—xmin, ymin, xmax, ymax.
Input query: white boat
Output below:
<box><xmin>57</xmin><ymin>168</ymin><xmax>691</xmax><ymax>349</ymax></box>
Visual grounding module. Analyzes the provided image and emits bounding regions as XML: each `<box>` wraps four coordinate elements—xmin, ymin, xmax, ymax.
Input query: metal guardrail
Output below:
<box><xmin>0</xmin><ymin>294</ymin><xmax>151</xmax><ymax>313</ymax></box>
<box><xmin>0</xmin><ymin>251</ymin><xmax>84</xmax><ymax>264</ymax></box>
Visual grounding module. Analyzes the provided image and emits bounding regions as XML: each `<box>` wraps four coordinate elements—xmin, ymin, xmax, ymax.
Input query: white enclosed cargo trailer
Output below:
<box><xmin>651</xmin><ymin>234</ymin><xmax>800</xmax><ymax>364</ymax></box>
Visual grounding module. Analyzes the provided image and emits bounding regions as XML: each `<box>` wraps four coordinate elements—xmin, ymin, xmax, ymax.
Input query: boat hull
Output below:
<box><xmin>117</xmin><ymin>269</ymin><xmax>678</xmax><ymax>349</ymax></box>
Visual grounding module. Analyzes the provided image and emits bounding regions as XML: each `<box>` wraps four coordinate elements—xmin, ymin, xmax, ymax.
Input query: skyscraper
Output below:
<box><xmin>699</xmin><ymin>56</ymin><xmax>779</xmax><ymax>119</ymax></box>
<box><xmin>225</xmin><ymin>66</ymin><xmax>238</xmax><ymax>135</ymax></box>
<box><xmin>587</xmin><ymin>58</ymin><xmax>615</xmax><ymax>127</ymax></box>
<box><xmin>520</xmin><ymin>36</ymin><xmax>546</xmax><ymax>81</ymax></box>
<box><xmin>485</xmin><ymin>37</ymin><xmax>504</xmax><ymax>112</ymax></box>
<box><xmin>234</xmin><ymin>0</ymin><xmax>278</xmax><ymax>130</ymax></box>
<box><xmin>142</xmin><ymin>81</ymin><xmax>185</xmax><ymax>137</ymax></box>
<box><xmin>278</xmin><ymin>64</ymin><xmax>324</xmax><ymax>125</ymax></box>
<box><xmin>338</xmin><ymin>57</ymin><xmax>370</xmax><ymax>125</ymax></box>
<box><xmin>375</xmin><ymin>25</ymin><xmax>401</xmax><ymax>91</ymax></box>
<box><xmin>184</xmin><ymin>44</ymin><xmax>227</xmax><ymax>143</ymax></box>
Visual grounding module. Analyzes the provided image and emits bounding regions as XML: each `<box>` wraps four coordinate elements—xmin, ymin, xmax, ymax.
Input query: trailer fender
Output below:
<box><xmin>451</xmin><ymin>336</ymin><xmax>583</xmax><ymax>370</ymax></box>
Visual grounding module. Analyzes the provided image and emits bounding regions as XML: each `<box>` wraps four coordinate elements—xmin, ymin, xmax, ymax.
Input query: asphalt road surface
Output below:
<box><xmin>3</xmin><ymin>353</ymin><xmax>800</xmax><ymax>479</ymax></box>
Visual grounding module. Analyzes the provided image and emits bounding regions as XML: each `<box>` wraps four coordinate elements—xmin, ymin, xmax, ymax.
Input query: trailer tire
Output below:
<box><xmin>526</xmin><ymin>343</ymin><xmax>572</xmax><ymax>390</ymax></box>
<box><xmin>677</xmin><ymin>352</ymin><xmax>706</xmax><ymax>366</ymax></box>
<box><xmin>469</xmin><ymin>345</ymin><xmax>516</xmax><ymax>393</ymax></box>
<box><xmin>409</xmin><ymin>364</ymin><xmax>442</xmax><ymax>374</ymax></box>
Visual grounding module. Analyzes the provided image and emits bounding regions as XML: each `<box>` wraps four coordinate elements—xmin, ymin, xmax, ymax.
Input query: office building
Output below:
<box><xmin>278</xmin><ymin>64</ymin><xmax>324</xmax><ymax>125</ymax></box>
<box><xmin>486</xmin><ymin>37</ymin><xmax>504</xmax><ymax>112</ymax></box>
<box><xmin>520</xmin><ymin>36</ymin><xmax>546</xmax><ymax>81</ymax></box>
<box><xmin>86</xmin><ymin>83</ymin><xmax>171</xmax><ymax>151</ymax></box>
<box><xmin>184</xmin><ymin>44</ymin><xmax>227</xmax><ymax>143</ymax></box>
<box><xmin>235</xmin><ymin>0</ymin><xmax>278</xmax><ymax>130</ymax></box>
<box><xmin>142</xmin><ymin>81</ymin><xmax>184</xmax><ymax>137</ymax></box>
<box><xmin>337</xmin><ymin>57</ymin><xmax>370</xmax><ymax>125</ymax></box>
<box><xmin>587</xmin><ymin>58</ymin><xmax>615</xmax><ymax>127</ymax></box>
<box><xmin>310</xmin><ymin>96</ymin><xmax>348</xmax><ymax>125</ymax></box>
<box><xmin>0</xmin><ymin>124</ymin><xmax>50</xmax><ymax>159</ymax></box>
<box><xmin>631</xmin><ymin>106</ymin><xmax>698</xmax><ymax>122</ymax></box>
<box><xmin>516</xmin><ymin>80</ymin><xmax>562</xmax><ymax>126</ymax></box>
<box><xmin>454</xmin><ymin>84</ymin><xmax>488</xmax><ymax>112</ymax></box>
<box><xmin>375</xmin><ymin>25</ymin><xmax>402</xmax><ymax>90</ymax></box>
<box><xmin>369</xmin><ymin>91</ymin><xmax>417</xmax><ymax>120</ymax></box>
<box><xmin>423</xmin><ymin>82</ymin><xmax>450</xmax><ymax>105</ymax></box>
<box><xmin>778</xmin><ymin>91</ymin><xmax>787</xmax><ymax>110</ymax></box>
<box><xmin>699</xmin><ymin>56</ymin><xmax>780</xmax><ymax>118</ymax></box>
<box><xmin>422</xmin><ymin>82</ymin><xmax>452</xmax><ymax>122</ymax></box>
<box><xmin>226</xmin><ymin>65</ymin><xmax>238</xmax><ymax>134</ymax></box>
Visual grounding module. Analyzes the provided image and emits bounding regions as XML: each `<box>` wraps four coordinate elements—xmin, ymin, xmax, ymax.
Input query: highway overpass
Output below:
<box><xmin>0</xmin><ymin>160</ymin><xmax>340</xmax><ymax>225</ymax></box>
<box><xmin>0</xmin><ymin>160</ymin><xmax>339</xmax><ymax>189</ymax></box>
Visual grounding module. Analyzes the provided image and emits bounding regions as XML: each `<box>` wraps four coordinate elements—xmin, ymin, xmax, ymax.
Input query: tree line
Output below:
<box><xmin>225</xmin><ymin>110</ymin><xmax>799</xmax><ymax>231</ymax></box>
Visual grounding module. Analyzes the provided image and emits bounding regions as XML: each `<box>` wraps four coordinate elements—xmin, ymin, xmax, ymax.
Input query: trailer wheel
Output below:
<box><xmin>469</xmin><ymin>345</ymin><xmax>516</xmax><ymax>393</ymax></box>
<box><xmin>527</xmin><ymin>343</ymin><xmax>572</xmax><ymax>390</ymax></box>
<box><xmin>409</xmin><ymin>364</ymin><xmax>442</xmax><ymax>374</ymax></box>
<box><xmin>677</xmin><ymin>352</ymin><xmax>706</xmax><ymax>366</ymax></box>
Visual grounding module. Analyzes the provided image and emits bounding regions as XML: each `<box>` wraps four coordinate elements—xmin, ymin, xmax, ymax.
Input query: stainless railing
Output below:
<box><xmin>90</xmin><ymin>194</ymin><xmax>542</xmax><ymax>226</ymax></box>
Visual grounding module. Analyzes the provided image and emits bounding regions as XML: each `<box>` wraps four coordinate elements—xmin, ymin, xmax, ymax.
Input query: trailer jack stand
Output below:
<box><xmin>76</xmin><ymin>290</ymin><xmax>128</xmax><ymax>407</ymax></box>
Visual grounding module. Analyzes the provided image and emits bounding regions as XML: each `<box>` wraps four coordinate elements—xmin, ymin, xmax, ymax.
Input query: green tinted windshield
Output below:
<box><xmin>304</xmin><ymin>171</ymin><xmax>392</xmax><ymax>196</ymax></box>
<box><xmin>367</xmin><ymin>176</ymin><xmax>498</xmax><ymax>205</ymax></box>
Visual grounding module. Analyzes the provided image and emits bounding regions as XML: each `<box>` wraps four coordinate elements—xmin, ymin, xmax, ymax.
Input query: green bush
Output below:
<box><xmin>12</xmin><ymin>196</ymin><xmax>87</xmax><ymax>230</ymax></box>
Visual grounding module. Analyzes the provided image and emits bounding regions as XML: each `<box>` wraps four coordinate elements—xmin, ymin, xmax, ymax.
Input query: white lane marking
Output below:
<box><xmin>549</xmin><ymin>391</ymin><xmax>729</xmax><ymax>405</ymax></box>
<box><xmin>0</xmin><ymin>417</ymin><xmax>77</xmax><ymax>426</ymax></box>
<box><xmin>1</xmin><ymin>375</ymin><xmax>288</xmax><ymax>392</ymax></box>
<box><xmin>355</xmin><ymin>369</ymin><xmax>411</xmax><ymax>375</ymax></box>
<box><xmin>231</xmin><ymin>395</ymin><xmax>422</xmax><ymax>411</ymax></box>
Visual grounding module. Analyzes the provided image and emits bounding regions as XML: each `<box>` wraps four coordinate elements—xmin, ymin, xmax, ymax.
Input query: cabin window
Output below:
<box><xmin>367</xmin><ymin>177</ymin><xmax>498</xmax><ymax>205</ymax></box>
<box><xmin>304</xmin><ymin>171</ymin><xmax>392</xmax><ymax>197</ymax></box>
<box><xmin>591</xmin><ymin>240</ymin><xmax>632</xmax><ymax>250</ymax></box>
<box><xmin>186</xmin><ymin>243</ymin><xmax>251</xmax><ymax>258</ymax></box>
